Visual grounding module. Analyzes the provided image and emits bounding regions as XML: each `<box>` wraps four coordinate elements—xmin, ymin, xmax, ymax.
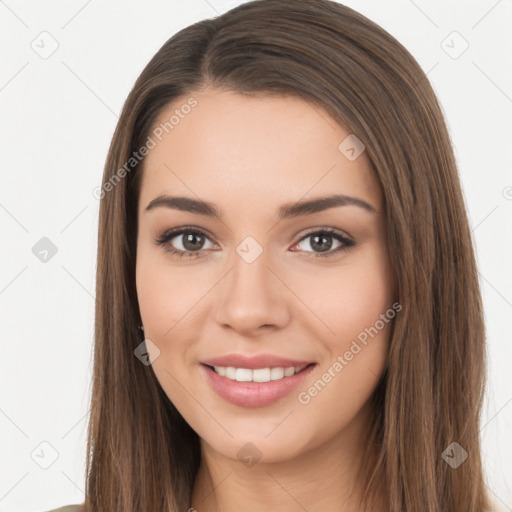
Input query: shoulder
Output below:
<box><xmin>43</xmin><ymin>505</ymin><xmax>83</xmax><ymax>512</ymax></box>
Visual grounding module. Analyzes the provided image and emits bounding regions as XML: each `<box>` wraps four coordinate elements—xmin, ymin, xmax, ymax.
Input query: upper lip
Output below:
<box><xmin>201</xmin><ymin>354</ymin><xmax>315</xmax><ymax>369</ymax></box>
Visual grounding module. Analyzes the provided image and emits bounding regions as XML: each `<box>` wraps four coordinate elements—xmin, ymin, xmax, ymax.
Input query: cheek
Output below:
<box><xmin>334</xmin><ymin>270</ymin><xmax>392</xmax><ymax>340</ymax></box>
<box><xmin>135</xmin><ymin>254</ymin><xmax>193</xmax><ymax>406</ymax></box>
<box><xmin>135</xmin><ymin>249</ymin><xmax>209</xmax><ymax>392</ymax></box>
<box><xmin>305</xmin><ymin>251</ymin><xmax>394</xmax><ymax>350</ymax></box>
<box><xmin>292</xmin><ymin>265</ymin><xmax>393</xmax><ymax>448</ymax></box>
<box><xmin>298</xmin><ymin>249</ymin><xmax>393</xmax><ymax>400</ymax></box>
<box><xmin>135</xmin><ymin>246</ymin><xmax>200</xmax><ymax>341</ymax></box>
<box><xmin>136</xmin><ymin>256</ymin><xmax>171</xmax><ymax>339</ymax></box>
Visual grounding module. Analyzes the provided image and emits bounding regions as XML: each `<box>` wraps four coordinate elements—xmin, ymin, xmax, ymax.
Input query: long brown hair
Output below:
<box><xmin>85</xmin><ymin>1</ymin><xmax>491</xmax><ymax>510</ymax></box>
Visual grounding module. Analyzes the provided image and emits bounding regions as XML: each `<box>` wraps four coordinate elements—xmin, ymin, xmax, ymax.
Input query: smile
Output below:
<box><xmin>208</xmin><ymin>365</ymin><xmax>308</xmax><ymax>382</ymax></box>
<box><xmin>200</xmin><ymin>362</ymin><xmax>316</xmax><ymax>408</ymax></box>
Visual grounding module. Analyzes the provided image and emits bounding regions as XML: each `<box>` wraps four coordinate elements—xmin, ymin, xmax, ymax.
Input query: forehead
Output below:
<box><xmin>138</xmin><ymin>88</ymin><xmax>382</xmax><ymax>214</ymax></box>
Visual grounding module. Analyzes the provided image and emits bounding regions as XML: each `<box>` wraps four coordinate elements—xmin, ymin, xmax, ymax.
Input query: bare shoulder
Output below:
<box><xmin>43</xmin><ymin>505</ymin><xmax>83</xmax><ymax>512</ymax></box>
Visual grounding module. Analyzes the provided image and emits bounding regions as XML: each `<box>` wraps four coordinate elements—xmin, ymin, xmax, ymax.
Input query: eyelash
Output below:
<box><xmin>153</xmin><ymin>226</ymin><xmax>355</xmax><ymax>259</ymax></box>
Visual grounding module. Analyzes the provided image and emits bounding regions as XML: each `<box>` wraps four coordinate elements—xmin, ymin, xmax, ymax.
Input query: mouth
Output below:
<box><xmin>200</xmin><ymin>362</ymin><xmax>317</xmax><ymax>408</ymax></box>
<box><xmin>203</xmin><ymin>363</ymin><xmax>315</xmax><ymax>383</ymax></box>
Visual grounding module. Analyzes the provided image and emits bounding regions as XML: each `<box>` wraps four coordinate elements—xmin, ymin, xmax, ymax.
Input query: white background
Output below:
<box><xmin>0</xmin><ymin>1</ymin><xmax>511</xmax><ymax>511</ymax></box>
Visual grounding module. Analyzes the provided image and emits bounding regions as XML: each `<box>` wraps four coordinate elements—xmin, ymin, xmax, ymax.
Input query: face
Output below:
<box><xmin>135</xmin><ymin>88</ymin><xmax>396</xmax><ymax>464</ymax></box>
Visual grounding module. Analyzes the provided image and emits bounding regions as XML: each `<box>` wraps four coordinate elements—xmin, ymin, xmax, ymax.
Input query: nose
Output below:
<box><xmin>214</xmin><ymin>247</ymin><xmax>290</xmax><ymax>336</ymax></box>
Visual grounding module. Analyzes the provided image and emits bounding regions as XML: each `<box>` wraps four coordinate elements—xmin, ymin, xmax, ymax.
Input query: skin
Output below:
<box><xmin>135</xmin><ymin>88</ymin><xmax>395</xmax><ymax>512</ymax></box>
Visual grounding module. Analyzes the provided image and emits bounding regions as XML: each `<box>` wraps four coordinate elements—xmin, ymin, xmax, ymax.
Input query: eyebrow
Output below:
<box><xmin>144</xmin><ymin>194</ymin><xmax>378</xmax><ymax>218</ymax></box>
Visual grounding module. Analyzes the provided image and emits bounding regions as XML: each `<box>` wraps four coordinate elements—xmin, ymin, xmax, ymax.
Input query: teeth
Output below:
<box><xmin>212</xmin><ymin>365</ymin><xmax>308</xmax><ymax>383</ymax></box>
<box><xmin>235</xmin><ymin>368</ymin><xmax>253</xmax><ymax>382</ymax></box>
<box><xmin>270</xmin><ymin>367</ymin><xmax>284</xmax><ymax>380</ymax></box>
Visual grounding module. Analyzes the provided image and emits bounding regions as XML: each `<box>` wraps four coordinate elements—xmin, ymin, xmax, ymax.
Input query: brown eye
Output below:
<box><xmin>154</xmin><ymin>228</ymin><xmax>216</xmax><ymax>258</ymax></box>
<box><xmin>293</xmin><ymin>229</ymin><xmax>355</xmax><ymax>258</ymax></box>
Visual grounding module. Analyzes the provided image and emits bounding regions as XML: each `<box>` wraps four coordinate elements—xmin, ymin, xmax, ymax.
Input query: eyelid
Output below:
<box><xmin>153</xmin><ymin>226</ymin><xmax>216</xmax><ymax>251</ymax></box>
<box><xmin>292</xmin><ymin>227</ymin><xmax>355</xmax><ymax>258</ymax></box>
<box><xmin>297</xmin><ymin>226</ymin><xmax>354</xmax><ymax>244</ymax></box>
<box><xmin>154</xmin><ymin>225</ymin><xmax>355</xmax><ymax>258</ymax></box>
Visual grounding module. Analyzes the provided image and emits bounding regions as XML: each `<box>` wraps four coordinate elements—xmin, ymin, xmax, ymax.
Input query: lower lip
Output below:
<box><xmin>200</xmin><ymin>363</ymin><xmax>316</xmax><ymax>408</ymax></box>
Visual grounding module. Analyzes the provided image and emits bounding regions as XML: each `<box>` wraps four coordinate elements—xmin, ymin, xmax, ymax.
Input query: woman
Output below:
<box><xmin>48</xmin><ymin>0</ymin><xmax>496</xmax><ymax>510</ymax></box>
